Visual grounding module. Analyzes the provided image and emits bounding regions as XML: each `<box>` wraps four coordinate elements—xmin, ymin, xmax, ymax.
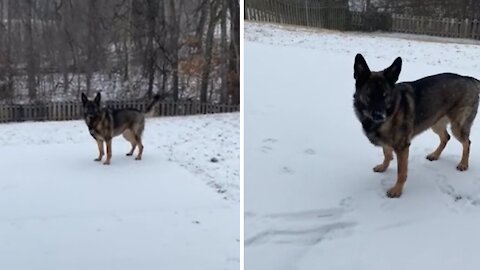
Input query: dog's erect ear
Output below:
<box><xmin>383</xmin><ymin>57</ymin><xmax>402</xmax><ymax>86</ymax></box>
<box><xmin>94</xmin><ymin>92</ymin><xmax>101</xmax><ymax>106</ymax></box>
<box><xmin>354</xmin><ymin>54</ymin><xmax>371</xmax><ymax>85</ymax></box>
<box><xmin>81</xmin><ymin>93</ymin><xmax>88</xmax><ymax>106</ymax></box>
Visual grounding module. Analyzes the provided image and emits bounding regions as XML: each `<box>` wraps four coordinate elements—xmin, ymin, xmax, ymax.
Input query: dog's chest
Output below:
<box><xmin>89</xmin><ymin>127</ymin><xmax>104</xmax><ymax>140</ymax></box>
<box><xmin>364</xmin><ymin>116</ymin><xmax>412</xmax><ymax>149</ymax></box>
<box><xmin>360</xmin><ymin>117</ymin><xmax>394</xmax><ymax>146</ymax></box>
<box><xmin>364</xmin><ymin>128</ymin><xmax>386</xmax><ymax>146</ymax></box>
<box><xmin>88</xmin><ymin>121</ymin><xmax>110</xmax><ymax>141</ymax></box>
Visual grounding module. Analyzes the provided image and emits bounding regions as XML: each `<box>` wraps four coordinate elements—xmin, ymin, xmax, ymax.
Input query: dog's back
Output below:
<box><xmin>111</xmin><ymin>108</ymin><xmax>145</xmax><ymax>137</ymax></box>
<box><xmin>401</xmin><ymin>73</ymin><xmax>480</xmax><ymax>135</ymax></box>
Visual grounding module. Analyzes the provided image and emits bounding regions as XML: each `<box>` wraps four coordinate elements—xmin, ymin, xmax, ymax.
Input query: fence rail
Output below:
<box><xmin>245</xmin><ymin>0</ymin><xmax>480</xmax><ymax>40</ymax></box>
<box><xmin>0</xmin><ymin>100</ymin><xmax>240</xmax><ymax>123</ymax></box>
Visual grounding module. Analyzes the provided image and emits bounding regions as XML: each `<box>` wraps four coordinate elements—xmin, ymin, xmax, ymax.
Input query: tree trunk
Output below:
<box><xmin>123</xmin><ymin>0</ymin><xmax>133</xmax><ymax>82</ymax></box>
<box><xmin>60</xmin><ymin>0</ymin><xmax>70</xmax><ymax>93</ymax></box>
<box><xmin>196</xmin><ymin>0</ymin><xmax>208</xmax><ymax>42</ymax></box>
<box><xmin>123</xmin><ymin>35</ymin><xmax>129</xmax><ymax>82</ymax></box>
<box><xmin>199</xmin><ymin>1</ymin><xmax>218</xmax><ymax>103</ymax></box>
<box><xmin>86</xmin><ymin>0</ymin><xmax>98</xmax><ymax>95</ymax></box>
<box><xmin>220</xmin><ymin>0</ymin><xmax>228</xmax><ymax>104</ymax></box>
<box><xmin>228</xmin><ymin>0</ymin><xmax>240</xmax><ymax>105</ymax></box>
<box><xmin>145</xmin><ymin>0</ymin><xmax>159</xmax><ymax>99</ymax></box>
<box><xmin>169</xmin><ymin>0</ymin><xmax>180</xmax><ymax>101</ymax></box>
<box><xmin>6</xmin><ymin>0</ymin><xmax>13</xmax><ymax>100</ymax></box>
<box><xmin>26</xmin><ymin>0</ymin><xmax>37</xmax><ymax>101</ymax></box>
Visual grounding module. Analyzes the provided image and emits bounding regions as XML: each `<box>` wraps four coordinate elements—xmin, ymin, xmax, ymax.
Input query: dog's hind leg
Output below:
<box><xmin>95</xmin><ymin>140</ymin><xmax>104</xmax><ymax>161</ymax></box>
<box><xmin>373</xmin><ymin>146</ymin><xmax>393</xmax><ymax>173</ymax></box>
<box><xmin>451</xmin><ymin>122</ymin><xmax>472</xmax><ymax>171</ymax></box>
<box><xmin>449</xmin><ymin>106</ymin><xmax>477</xmax><ymax>171</ymax></box>
<box><xmin>126</xmin><ymin>142</ymin><xmax>136</xmax><ymax>156</ymax></box>
<box><xmin>123</xmin><ymin>130</ymin><xmax>137</xmax><ymax>156</ymax></box>
<box><xmin>135</xmin><ymin>135</ymin><xmax>144</xmax><ymax>160</ymax></box>
<box><xmin>132</xmin><ymin>123</ymin><xmax>145</xmax><ymax>161</ymax></box>
<box><xmin>426</xmin><ymin>117</ymin><xmax>450</xmax><ymax>161</ymax></box>
<box><xmin>104</xmin><ymin>139</ymin><xmax>112</xmax><ymax>165</ymax></box>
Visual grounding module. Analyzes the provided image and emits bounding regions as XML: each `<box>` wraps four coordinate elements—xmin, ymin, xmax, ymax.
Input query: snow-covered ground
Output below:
<box><xmin>0</xmin><ymin>113</ymin><xmax>239</xmax><ymax>270</ymax></box>
<box><xmin>245</xmin><ymin>22</ymin><xmax>480</xmax><ymax>270</ymax></box>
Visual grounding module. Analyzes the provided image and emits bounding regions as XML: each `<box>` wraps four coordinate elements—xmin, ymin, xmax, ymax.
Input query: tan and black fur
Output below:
<box><xmin>353</xmin><ymin>54</ymin><xmax>480</xmax><ymax>198</ymax></box>
<box><xmin>81</xmin><ymin>92</ymin><xmax>162</xmax><ymax>165</ymax></box>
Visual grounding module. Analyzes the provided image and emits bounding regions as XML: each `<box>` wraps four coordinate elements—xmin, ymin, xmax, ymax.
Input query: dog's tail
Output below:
<box><xmin>144</xmin><ymin>93</ymin><xmax>167</xmax><ymax>117</ymax></box>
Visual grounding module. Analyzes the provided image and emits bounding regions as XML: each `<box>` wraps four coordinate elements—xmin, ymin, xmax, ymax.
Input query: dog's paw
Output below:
<box><xmin>103</xmin><ymin>161</ymin><xmax>111</xmax><ymax>165</ymax></box>
<box><xmin>135</xmin><ymin>156</ymin><xmax>142</xmax><ymax>161</ymax></box>
<box><xmin>94</xmin><ymin>158</ymin><xmax>102</xmax><ymax>162</ymax></box>
<box><xmin>456</xmin><ymin>163</ymin><xmax>468</xmax><ymax>171</ymax></box>
<box><xmin>373</xmin><ymin>164</ymin><xmax>388</xmax><ymax>173</ymax></box>
<box><xmin>386</xmin><ymin>185</ymin><xmax>403</xmax><ymax>198</ymax></box>
<box><xmin>426</xmin><ymin>153</ymin><xmax>440</xmax><ymax>161</ymax></box>
<box><xmin>126</xmin><ymin>153</ymin><xmax>133</xmax><ymax>156</ymax></box>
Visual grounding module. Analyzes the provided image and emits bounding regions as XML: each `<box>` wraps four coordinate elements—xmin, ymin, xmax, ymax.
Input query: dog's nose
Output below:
<box><xmin>372</xmin><ymin>111</ymin><xmax>386</xmax><ymax>122</ymax></box>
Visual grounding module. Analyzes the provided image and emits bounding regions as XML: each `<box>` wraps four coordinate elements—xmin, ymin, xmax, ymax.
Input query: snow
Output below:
<box><xmin>245</xmin><ymin>22</ymin><xmax>480</xmax><ymax>270</ymax></box>
<box><xmin>0</xmin><ymin>113</ymin><xmax>239</xmax><ymax>269</ymax></box>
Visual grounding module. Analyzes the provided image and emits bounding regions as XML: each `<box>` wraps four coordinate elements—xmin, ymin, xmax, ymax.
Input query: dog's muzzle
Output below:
<box><xmin>371</xmin><ymin>111</ymin><xmax>386</xmax><ymax>123</ymax></box>
<box><xmin>85</xmin><ymin>115</ymin><xmax>95</xmax><ymax>125</ymax></box>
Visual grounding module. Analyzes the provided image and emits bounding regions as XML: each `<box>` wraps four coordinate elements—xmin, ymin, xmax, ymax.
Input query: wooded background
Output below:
<box><xmin>0</xmin><ymin>0</ymin><xmax>240</xmax><ymax>105</ymax></box>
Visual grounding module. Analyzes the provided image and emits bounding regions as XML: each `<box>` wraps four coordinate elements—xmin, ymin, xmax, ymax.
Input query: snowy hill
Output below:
<box><xmin>245</xmin><ymin>22</ymin><xmax>480</xmax><ymax>270</ymax></box>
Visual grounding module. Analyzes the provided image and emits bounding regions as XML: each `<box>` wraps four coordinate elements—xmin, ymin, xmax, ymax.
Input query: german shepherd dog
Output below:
<box><xmin>353</xmin><ymin>54</ymin><xmax>480</xmax><ymax>198</ymax></box>
<box><xmin>81</xmin><ymin>92</ymin><xmax>162</xmax><ymax>165</ymax></box>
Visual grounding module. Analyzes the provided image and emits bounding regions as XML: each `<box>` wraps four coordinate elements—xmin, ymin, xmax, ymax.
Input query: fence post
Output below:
<box><xmin>305</xmin><ymin>0</ymin><xmax>310</xmax><ymax>26</ymax></box>
<box><xmin>288</xmin><ymin>1</ymin><xmax>293</xmax><ymax>25</ymax></box>
<box><xmin>474</xmin><ymin>19</ymin><xmax>479</xmax><ymax>39</ymax></box>
<box><xmin>394</xmin><ymin>13</ymin><xmax>398</xmax><ymax>31</ymax></box>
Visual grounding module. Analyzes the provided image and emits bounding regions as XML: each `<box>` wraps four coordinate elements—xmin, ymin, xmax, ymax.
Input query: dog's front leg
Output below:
<box><xmin>95</xmin><ymin>140</ymin><xmax>104</xmax><ymax>161</ymax></box>
<box><xmin>103</xmin><ymin>139</ymin><xmax>112</xmax><ymax>165</ymax></box>
<box><xmin>387</xmin><ymin>146</ymin><xmax>409</xmax><ymax>198</ymax></box>
<box><xmin>373</xmin><ymin>146</ymin><xmax>393</xmax><ymax>172</ymax></box>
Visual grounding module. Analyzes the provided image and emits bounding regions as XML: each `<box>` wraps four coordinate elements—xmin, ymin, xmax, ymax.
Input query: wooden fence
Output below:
<box><xmin>245</xmin><ymin>0</ymin><xmax>350</xmax><ymax>30</ymax></box>
<box><xmin>391</xmin><ymin>14</ymin><xmax>480</xmax><ymax>39</ymax></box>
<box><xmin>0</xmin><ymin>100</ymin><xmax>240</xmax><ymax>123</ymax></box>
<box><xmin>245</xmin><ymin>0</ymin><xmax>480</xmax><ymax>40</ymax></box>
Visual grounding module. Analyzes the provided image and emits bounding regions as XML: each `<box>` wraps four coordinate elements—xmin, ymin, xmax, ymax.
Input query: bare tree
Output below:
<box><xmin>219</xmin><ymin>0</ymin><xmax>228</xmax><ymax>104</ymax></box>
<box><xmin>4</xmin><ymin>0</ymin><xmax>14</xmax><ymax>99</ymax></box>
<box><xmin>229</xmin><ymin>0</ymin><xmax>240</xmax><ymax>105</ymax></box>
<box><xmin>25</xmin><ymin>0</ymin><xmax>37</xmax><ymax>100</ymax></box>
<box><xmin>199</xmin><ymin>0</ymin><xmax>220</xmax><ymax>103</ymax></box>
